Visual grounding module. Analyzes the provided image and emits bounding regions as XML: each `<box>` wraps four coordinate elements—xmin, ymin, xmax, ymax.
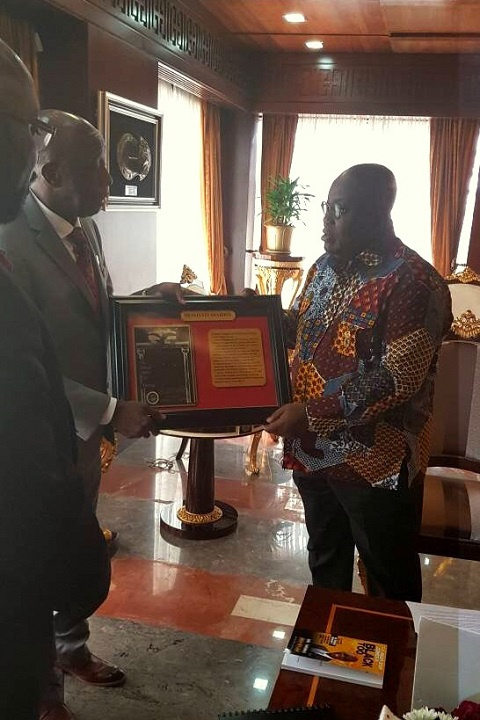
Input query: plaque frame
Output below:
<box><xmin>98</xmin><ymin>91</ymin><xmax>162</xmax><ymax>208</ymax></box>
<box><xmin>111</xmin><ymin>295</ymin><xmax>292</xmax><ymax>429</ymax></box>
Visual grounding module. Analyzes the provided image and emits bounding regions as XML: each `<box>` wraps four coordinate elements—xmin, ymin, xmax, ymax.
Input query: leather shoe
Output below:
<box><xmin>57</xmin><ymin>654</ymin><xmax>125</xmax><ymax>687</ymax></box>
<box><xmin>39</xmin><ymin>700</ymin><xmax>76</xmax><ymax>720</ymax></box>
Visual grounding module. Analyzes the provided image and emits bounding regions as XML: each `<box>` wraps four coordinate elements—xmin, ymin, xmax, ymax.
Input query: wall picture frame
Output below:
<box><xmin>97</xmin><ymin>91</ymin><xmax>161</xmax><ymax>207</ymax></box>
<box><xmin>111</xmin><ymin>295</ymin><xmax>292</xmax><ymax>429</ymax></box>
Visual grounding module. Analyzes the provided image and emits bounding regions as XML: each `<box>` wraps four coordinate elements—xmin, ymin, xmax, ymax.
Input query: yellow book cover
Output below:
<box><xmin>283</xmin><ymin>630</ymin><xmax>387</xmax><ymax>688</ymax></box>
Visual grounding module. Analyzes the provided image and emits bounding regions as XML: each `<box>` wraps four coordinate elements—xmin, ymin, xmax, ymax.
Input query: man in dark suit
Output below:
<box><xmin>0</xmin><ymin>109</ymin><xmax>177</xmax><ymax>719</ymax></box>
<box><xmin>0</xmin><ymin>40</ymin><xmax>110</xmax><ymax>720</ymax></box>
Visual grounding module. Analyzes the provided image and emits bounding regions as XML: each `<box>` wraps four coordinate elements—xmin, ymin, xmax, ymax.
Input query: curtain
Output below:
<box><xmin>155</xmin><ymin>80</ymin><xmax>208</xmax><ymax>287</ymax></box>
<box><xmin>430</xmin><ymin>118</ymin><xmax>479</xmax><ymax>276</ymax></box>
<box><xmin>0</xmin><ymin>10</ymin><xmax>39</xmax><ymax>91</ymax></box>
<box><xmin>287</xmin><ymin>115</ymin><xmax>431</xmax><ymax>267</ymax></box>
<box><xmin>201</xmin><ymin>101</ymin><xmax>226</xmax><ymax>294</ymax></box>
<box><xmin>260</xmin><ymin>114</ymin><xmax>298</xmax><ymax>249</ymax></box>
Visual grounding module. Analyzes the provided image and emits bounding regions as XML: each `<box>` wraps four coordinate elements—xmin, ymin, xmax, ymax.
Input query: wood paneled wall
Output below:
<box><xmin>254</xmin><ymin>53</ymin><xmax>480</xmax><ymax>117</ymax></box>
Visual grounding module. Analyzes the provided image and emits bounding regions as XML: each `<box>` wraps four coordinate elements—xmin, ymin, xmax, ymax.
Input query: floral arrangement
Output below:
<box><xmin>381</xmin><ymin>702</ymin><xmax>480</xmax><ymax>720</ymax></box>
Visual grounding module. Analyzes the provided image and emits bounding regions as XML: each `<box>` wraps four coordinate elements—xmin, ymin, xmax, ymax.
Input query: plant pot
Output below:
<box><xmin>265</xmin><ymin>224</ymin><xmax>294</xmax><ymax>254</ymax></box>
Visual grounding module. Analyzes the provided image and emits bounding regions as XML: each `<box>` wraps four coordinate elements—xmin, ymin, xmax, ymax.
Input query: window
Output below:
<box><xmin>254</xmin><ymin>115</ymin><xmax>431</xmax><ymax>270</ymax></box>
<box><xmin>156</xmin><ymin>80</ymin><xmax>209</xmax><ymax>289</ymax></box>
<box><xmin>455</xmin><ymin>135</ymin><xmax>480</xmax><ymax>268</ymax></box>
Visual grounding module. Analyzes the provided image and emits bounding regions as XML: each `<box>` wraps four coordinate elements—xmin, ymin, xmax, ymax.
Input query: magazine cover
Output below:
<box><xmin>282</xmin><ymin>630</ymin><xmax>387</xmax><ymax>688</ymax></box>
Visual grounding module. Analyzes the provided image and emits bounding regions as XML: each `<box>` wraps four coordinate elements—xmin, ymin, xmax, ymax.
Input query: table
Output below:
<box><xmin>159</xmin><ymin>426</ymin><xmax>261</xmax><ymax>541</ymax></box>
<box><xmin>268</xmin><ymin>587</ymin><xmax>416</xmax><ymax>720</ymax></box>
<box><xmin>252</xmin><ymin>251</ymin><xmax>304</xmax><ymax>309</ymax></box>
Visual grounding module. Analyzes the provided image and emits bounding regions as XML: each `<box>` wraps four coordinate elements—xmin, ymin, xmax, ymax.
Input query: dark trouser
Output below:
<box><xmin>45</xmin><ymin>430</ymin><xmax>104</xmax><ymax>703</ymax></box>
<box><xmin>0</xmin><ymin>612</ymin><xmax>53</xmax><ymax>719</ymax></box>
<box><xmin>55</xmin><ymin>430</ymin><xmax>102</xmax><ymax>667</ymax></box>
<box><xmin>293</xmin><ymin>465</ymin><xmax>424</xmax><ymax>601</ymax></box>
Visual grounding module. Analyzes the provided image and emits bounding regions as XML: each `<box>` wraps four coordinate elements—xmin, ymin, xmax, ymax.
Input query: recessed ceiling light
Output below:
<box><xmin>305</xmin><ymin>40</ymin><xmax>324</xmax><ymax>50</ymax></box>
<box><xmin>283</xmin><ymin>12</ymin><xmax>306</xmax><ymax>23</ymax></box>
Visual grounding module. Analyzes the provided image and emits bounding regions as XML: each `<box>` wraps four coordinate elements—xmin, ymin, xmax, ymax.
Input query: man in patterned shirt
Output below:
<box><xmin>264</xmin><ymin>163</ymin><xmax>452</xmax><ymax>601</ymax></box>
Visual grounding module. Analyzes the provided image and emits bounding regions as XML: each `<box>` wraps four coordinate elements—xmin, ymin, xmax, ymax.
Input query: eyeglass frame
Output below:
<box><xmin>321</xmin><ymin>200</ymin><xmax>347</xmax><ymax>220</ymax></box>
<box><xmin>0</xmin><ymin>112</ymin><xmax>56</xmax><ymax>149</ymax></box>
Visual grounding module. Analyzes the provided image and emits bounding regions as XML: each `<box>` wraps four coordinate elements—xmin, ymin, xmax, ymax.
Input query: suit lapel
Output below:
<box><xmin>24</xmin><ymin>193</ymin><xmax>99</xmax><ymax>315</ymax></box>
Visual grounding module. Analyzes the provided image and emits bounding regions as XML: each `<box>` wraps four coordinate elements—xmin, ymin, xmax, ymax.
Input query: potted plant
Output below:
<box><xmin>264</xmin><ymin>175</ymin><xmax>314</xmax><ymax>254</ymax></box>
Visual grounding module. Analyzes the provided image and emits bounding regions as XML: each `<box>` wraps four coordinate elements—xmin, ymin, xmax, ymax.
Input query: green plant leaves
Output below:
<box><xmin>265</xmin><ymin>175</ymin><xmax>314</xmax><ymax>226</ymax></box>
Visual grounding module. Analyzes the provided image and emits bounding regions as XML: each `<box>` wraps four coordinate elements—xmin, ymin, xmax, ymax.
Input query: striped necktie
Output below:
<box><xmin>68</xmin><ymin>226</ymin><xmax>99</xmax><ymax>309</ymax></box>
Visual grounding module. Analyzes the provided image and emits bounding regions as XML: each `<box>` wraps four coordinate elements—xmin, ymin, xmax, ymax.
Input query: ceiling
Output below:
<box><xmin>197</xmin><ymin>0</ymin><xmax>480</xmax><ymax>54</ymax></box>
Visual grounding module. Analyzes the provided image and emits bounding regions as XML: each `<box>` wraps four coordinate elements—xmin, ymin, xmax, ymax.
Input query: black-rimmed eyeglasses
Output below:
<box><xmin>321</xmin><ymin>200</ymin><xmax>347</xmax><ymax>220</ymax></box>
<box><xmin>0</xmin><ymin>112</ymin><xmax>56</xmax><ymax>150</ymax></box>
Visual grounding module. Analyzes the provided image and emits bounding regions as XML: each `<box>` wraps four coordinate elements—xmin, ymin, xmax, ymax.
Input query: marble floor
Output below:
<box><xmin>65</xmin><ymin>432</ymin><xmax>480</xmax><ymax>719</ymax></box>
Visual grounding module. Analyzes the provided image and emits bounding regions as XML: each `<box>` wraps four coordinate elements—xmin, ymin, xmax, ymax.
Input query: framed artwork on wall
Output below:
<box><xmin>97</xmin><ymin>91</ymin><xmax>162</xmax><ymax>208</ymax></box>
<box><xmin>110</xmin><ymin>294</ymin><xmax>292</xmax><ymax>429</ymax></box>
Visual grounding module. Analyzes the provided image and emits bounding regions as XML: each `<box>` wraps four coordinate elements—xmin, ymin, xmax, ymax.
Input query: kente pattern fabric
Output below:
<box><xmin>68</xmin><ymin>226</ymin><xmax>99</xmax><ymax>309</ymax></box>
<box><xmin>283</xmin><ymin>239</ymin><xmax>452</xmax><ymax>489</ymax></box>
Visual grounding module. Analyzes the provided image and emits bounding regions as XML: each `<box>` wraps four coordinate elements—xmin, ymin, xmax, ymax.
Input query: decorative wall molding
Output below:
<box><xmin>255</xmin><ymin>54</ymin><xmax>480</xmax><ymax>117</ymax></box>
<box><xmin>95</xmin><ymin>0</ymin><xmax>250</xmax><ymax>92</ymax></box>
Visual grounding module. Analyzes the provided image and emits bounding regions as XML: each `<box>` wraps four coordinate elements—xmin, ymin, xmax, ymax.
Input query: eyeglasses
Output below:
<box><xmin>321</xmin><ymin>200</ymin><xmax>347</xmax><ymax>220</ymax></box>
<box><xmin>0</xmin><ymin>112</ymin><xmax>56</xmax><ymax>150</ymax></box>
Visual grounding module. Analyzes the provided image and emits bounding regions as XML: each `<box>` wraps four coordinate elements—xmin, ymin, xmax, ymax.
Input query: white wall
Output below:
<box><xmin>94</xmin><ymin>208</ymin><xmax>158</xmax><ymax>295</ymax></box>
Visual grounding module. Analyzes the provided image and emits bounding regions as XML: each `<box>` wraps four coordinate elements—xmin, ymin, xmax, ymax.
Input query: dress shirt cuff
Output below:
<box><xmin>101</xmin><ymin>396</ymin><xmax>117</xmax><ymax>426</ymax></box>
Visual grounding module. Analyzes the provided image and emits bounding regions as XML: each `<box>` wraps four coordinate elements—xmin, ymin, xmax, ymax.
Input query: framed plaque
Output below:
<box><xmin>97</xmin><ymin>91</ymin><xmax>161</xmax><ymax>207</ymax></box>
<box><xmin>111</xmin><ymin>295</ymin><xmax>291</xmax><ymax>429</ymax></box>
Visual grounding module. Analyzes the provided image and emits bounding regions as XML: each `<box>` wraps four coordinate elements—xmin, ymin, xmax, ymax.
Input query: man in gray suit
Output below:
<box><xmin>0</xmin><ymin>110</ymin><xmax>177</xmax><ymax>720</ymax></box>
<box><xmin>0</xmin><ymin>41</ymin><xmax>110</xmax><ymax>720</ymax></box>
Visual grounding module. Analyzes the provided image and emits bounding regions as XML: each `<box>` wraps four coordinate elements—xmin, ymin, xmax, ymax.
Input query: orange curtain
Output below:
<box><xmin>260</xmin><ymin>114</ymin><xmax>298</xmax><ymax>249</ymax></box>
<box><xmin>430</xmin><ymin>118</ymin><xmax>479</xmax><ymax>276</ymax></box>
<box><xmin>201</xmin><ymin>101</ymin><xmax>227</xmax><ymax>294</ymax></box>
<box><xmin>0</xmin><ymin>9</ymin><xmax>39</xmax><ymax>92</ymax></box>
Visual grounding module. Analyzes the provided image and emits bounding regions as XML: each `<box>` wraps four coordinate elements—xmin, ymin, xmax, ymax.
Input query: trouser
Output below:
<box><xmin>0</xmin><ymin>609</ymin><xmax>53</xmax><ymax>719</ymax></box>
<box><xmin>45</xmin><ymin>430</ymin><xmax>103</xmax><ymax>702</ymax></box>
<box><xmin>293</xmin><ymin>463</ymin><xmax>424</xmax><ymax>602</ymax></box>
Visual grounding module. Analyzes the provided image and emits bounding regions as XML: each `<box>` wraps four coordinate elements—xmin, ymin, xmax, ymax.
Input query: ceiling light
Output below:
<box><xmin>305</xmin><ymin>40</ymin><xmax>324</xmax><ymax>50</ymax></box>
<box><xmin>283</xmin><ymin>12</ymin><xmax>306</xmax><ymax>23</ymax></box>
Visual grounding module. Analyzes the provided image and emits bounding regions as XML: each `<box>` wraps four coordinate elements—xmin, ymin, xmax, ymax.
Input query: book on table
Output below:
<box><xmin>281</xmin><ymin>629</ymin><xmax>387</xmax><ymax>688</ymax></box>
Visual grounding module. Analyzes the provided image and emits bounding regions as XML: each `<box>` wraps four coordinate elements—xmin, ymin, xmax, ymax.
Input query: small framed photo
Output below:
<box><xmin>97</xmin><ymin>91</ymin><xmax>161</xmax><ymax>207</ymax></box>
<box><xmin>111</xmin><ymin>295</ymin><xmax>292</xmax><ymax>429</ymax></box>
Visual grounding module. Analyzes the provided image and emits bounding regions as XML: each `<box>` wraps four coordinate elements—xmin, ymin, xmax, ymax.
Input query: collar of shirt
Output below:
<box><xmin>31</xmin><ymin>191</ymin><xmax>81</xmax><ymax>240</ymax></box>
<box><xmin>326</xmin><ymin>237</ymin><xmax>402</xmax><ymax>274</ymax></box>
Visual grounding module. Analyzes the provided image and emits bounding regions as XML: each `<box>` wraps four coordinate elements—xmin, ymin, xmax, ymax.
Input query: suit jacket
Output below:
<box><xmin>0</xmin><ymin>191</ymin><xmax>113</xmax><ymax>441</ymax></box>
<box><xmin>0</xmin><ymin>265</ymin><xmax>109</xmax><ymax>639</ymax></box>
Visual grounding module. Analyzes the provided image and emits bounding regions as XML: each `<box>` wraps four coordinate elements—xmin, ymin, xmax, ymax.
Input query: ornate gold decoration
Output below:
<box><xmin>180</xmin><ymin>264</ymin><xmax>198</xmax><ymax>284</ymax></box>
<box><xmin>253</xmin><ymin>260</ymin><xmax>304</xmax><ymax>309</ymax></box>
<box><xmin>450</xmin><ymin>309</ymin><xmax>480</xmax><ymax>340</ymax></box>
<box><xmin>100</xmin><ymin>437</ymin><xmax>117</xmax><ymax>474</ymax></box>
<box><xmin>445</xmin><ymin>266</ymin><xmax>480</xmax><ymax>285</ymax></box>
<box><xmin>177</xmin><ymin>505</ymin><xmax>223</xmax><ymax>525</ymax></box>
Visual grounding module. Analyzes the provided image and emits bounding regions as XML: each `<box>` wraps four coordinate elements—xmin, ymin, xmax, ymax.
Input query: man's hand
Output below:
<box><xmin>143</xmin><ymin>282</ymin><xmax>185</xmax><ymax>302</ymax></box>
<box><xmin>263</xmin><ymin>402</ymin><xmax>308</xmax><ymax>438</ymax></box>
<box><xmin>112</xmin><ymin>400</ymin><xmax>165</xmax><ymax>438</ymax></box>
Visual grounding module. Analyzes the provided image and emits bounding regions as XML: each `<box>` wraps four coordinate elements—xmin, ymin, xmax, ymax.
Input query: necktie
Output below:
<box><xmin>68</xmin><ymin>226</ymin><xmax>99</xmax><ymax>309</ymax></box>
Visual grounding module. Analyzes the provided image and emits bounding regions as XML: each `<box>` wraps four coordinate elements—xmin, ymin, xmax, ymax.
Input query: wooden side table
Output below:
<box><xmin>247</xmin><ymin>252</ymin><xmax>303</xmax><ymax>475</ymax></box>
<box><xmin>252</xmin><ymin>251</ymin><xmax>305</xmax><ymax>309</ymax></box>
<box><xmin>160</xmin><ymin>425</ymin><xmax>261</xmax><ymax>540</ymax></box>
